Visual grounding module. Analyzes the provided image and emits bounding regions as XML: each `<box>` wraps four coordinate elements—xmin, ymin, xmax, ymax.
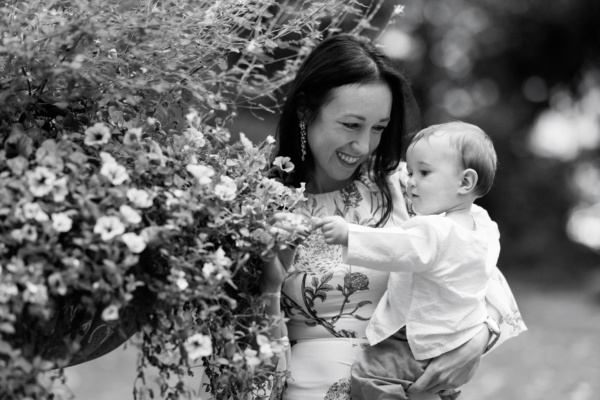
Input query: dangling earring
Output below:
<box><xmin>299</xmin><ymin>120</ymin><xmax>307</xmax><ymax>161</ymax></box>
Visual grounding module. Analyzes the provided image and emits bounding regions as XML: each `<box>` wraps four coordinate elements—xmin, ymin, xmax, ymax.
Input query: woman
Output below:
<box><xmin>261</xmin><ymin>34</ymin><xmax>526</xmax><ymax>400</ymax></box>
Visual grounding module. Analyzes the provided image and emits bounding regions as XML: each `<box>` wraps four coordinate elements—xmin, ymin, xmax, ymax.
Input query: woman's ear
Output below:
<box><xmin>296</xmin><ymin>107</ymin><xmax>308</xmax><ymax>122</ymax></box>
<box><xmin>458</xmin><ymin>168</ymin><xmax>478</xmax><ymax>195</ymax></box>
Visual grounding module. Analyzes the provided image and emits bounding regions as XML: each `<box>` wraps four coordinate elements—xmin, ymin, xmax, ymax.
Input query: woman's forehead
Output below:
<box><xmin>322</xmin><ymin>82</ymin><xmax>392</xmax><ymax>119</ymax></box>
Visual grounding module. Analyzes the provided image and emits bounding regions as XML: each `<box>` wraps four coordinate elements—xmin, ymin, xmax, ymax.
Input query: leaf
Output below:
<box><xmin>304</xmin><ymin>320</ymin><xmax>318</xmax><ymax>327</ymax></box>
<box><xmin>356</xmin><ymin>301</ymin><xmax>372</xmax><ymax>308</ymax></box>
<box><xmin>314</xmin><ymin>290</ymin><xmax>328</xmax><ymax>302</ymax></box>
<box><xmin>353</xmin><ymin>314</ymin><xmax>370</xmax><ymax>321</ymax></box>
<box><xmin>311</xmin><ymin>276</ymin><xmax>319</xmax><ymax>287</ymax></box>
<box><xmin>321</xmin><ymin>272</ymin><xmax>333</xmax><ymax>284</ymax></box>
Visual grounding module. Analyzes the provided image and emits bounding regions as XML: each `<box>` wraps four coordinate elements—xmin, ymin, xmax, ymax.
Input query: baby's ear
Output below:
<box><xmin>458</xmin><ymin>168</ymin><xmax>478</xmax><ymax>194</ymax></box>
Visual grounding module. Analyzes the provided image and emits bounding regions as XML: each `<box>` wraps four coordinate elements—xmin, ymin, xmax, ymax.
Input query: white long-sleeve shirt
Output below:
<box><xmin>344</xmin><ymin>205</ymin><xmax>500</xmax><ymax>360</ymax></box>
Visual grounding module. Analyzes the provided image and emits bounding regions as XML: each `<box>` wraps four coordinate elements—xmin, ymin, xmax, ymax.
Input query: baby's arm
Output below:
<box><xmin>312</xmin><ymin>216</ymin><xmax>349</xmax><ymax>246</ymax></box>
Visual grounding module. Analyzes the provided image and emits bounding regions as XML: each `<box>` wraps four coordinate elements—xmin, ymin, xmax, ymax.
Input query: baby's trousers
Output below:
<box><xmin>351</xmin><ymin>328</ymin><xmax>431</xmax><ymax>400</ymax></box>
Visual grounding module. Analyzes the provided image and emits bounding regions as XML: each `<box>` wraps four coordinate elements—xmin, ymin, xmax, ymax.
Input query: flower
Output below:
<box><xmin>21</xmin><ymin>202</ymin><xmax>49</xmax><ymax>222</ymax></box>
<box><xmin>214</xmin><ymin>175</ymin><xmax>237</xmax><ymax>201</ymax></box>
<box><xmin>52</xmin><ymin>177</ymin><xmax>69</xmax><ymax>202</ymax></box>
<box><xmin>244</xmin><ymin>348</ymin><xmax>261</xmax><ymax>368</ymax></box>
<box><xmin>26</xmin><ymin>166</ymin><xmax>56</xmax><ymax>197</ymax></box>
<box><xmin>186</xmin><ymin>164</ymin><xmax>215</xmax><ymax>185</ymax></box>
<box><xmin>84</xmin><ymin>122</ymin><xmax>111</xmax><ymax>146</ymax></box>
<box><xmin>100</xmin><ymin>154</ymin><xmax>129</xmax><ymax>185</ymax></box>
<box><xmin>121</xmin><ymin>232</ymin><xmax>146</xmax><ymax>253</ymax></box>
<box><xmin>101</xmin><ymin>304</ymin><xmax>120</xmax><ymax>321</ymax></box>
<box><xmin>183</xmin><ymin>126</ymin><xmax>206</xmax><ymax>148</ymax></box>
<box><xmin>256</xmin><ymin>334</ymin><xmax>274</xmax><ymax>360</ymax></box>
<box><xmin>94</xmin><ymin>216</ymin><xmax>126</xmax><ymax>241</ymax></box>
<box><xmin>212</xmin><ymin>247</ymin><xmax>232</xmax><ymax>268</ymax></box>
<box><xmin>123</xmin><ymin>127</ymin><xmax>143</xmax><ymax>145</ymax></box>
<box><xmin>239</xmin><ymin>132</ymin><xmax>253</xmax><ymax>149</ymax></box>
<box><xmin>392</xmin><ymin>4</ymin><xmax>405</xmax><ymax>17</ymax></box>
<box><xmin>23</xmin><ymin>282</ymin><xmax>48</xmax><ymax>304</ymax></box>
<box><xmin>51</xmin><ymin>212</ymin><xmax>73</xmax><ymax>233</ymax></box>
<box><xmin>11</xmin><ymin>224</ymin><xmax>38</xmax><ymax>242</ymax></box>
<box><xmin>127</xmin><ymin>188</ymin><xmax>153</xmax><ymax>208</ymax></box>
<box><xmin>343</xmin><ymin>272</ymin><xmax>369</xmax><ymax>295</ymax></box>
<box><xmin>273</xmin><ymin>156</ymin><xmax>294</xmax><ymax>173</ymax></box>
<box><xmin>202</xmin><ymin>262</ymin><xmax>216</xmax><ymax>279</ymax></box>
<box><xmin>184</xmin><ymin>333</ymin><xmax>213</xmax><ymax>360</ymax></box>
<box><xmin>119</xmin><ymin>204</ymin><xmax>142</xmax><ymax>224</ymax></box>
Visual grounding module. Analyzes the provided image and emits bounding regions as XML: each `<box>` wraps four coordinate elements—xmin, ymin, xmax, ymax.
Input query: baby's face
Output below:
<box><xmin>405</xmin><ymin>134</ymin><xmax>464</xmax><ymax>215</ymax></box>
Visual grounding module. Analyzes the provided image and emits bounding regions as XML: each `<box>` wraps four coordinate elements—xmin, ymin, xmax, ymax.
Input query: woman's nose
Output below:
<box><xmin>351</xmin><ymin>131</ymin><xmax>370</xmax><ymax>154</ymax></box>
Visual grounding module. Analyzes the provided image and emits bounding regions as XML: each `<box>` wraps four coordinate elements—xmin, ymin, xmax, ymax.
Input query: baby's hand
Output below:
<box><xmin>312</xmin><ymin>216</ymin><xmax>349</xmax><ymax>246</ymax></box>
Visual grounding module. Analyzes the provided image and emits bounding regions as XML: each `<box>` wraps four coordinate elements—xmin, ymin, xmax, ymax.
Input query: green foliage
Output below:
<box><xmin>0</xmin><ymin>0</ymin><xmax>391</xmax><ymax>398</ymax></box>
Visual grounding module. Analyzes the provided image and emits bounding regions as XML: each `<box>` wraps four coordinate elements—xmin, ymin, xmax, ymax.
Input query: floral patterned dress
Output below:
<box><xmin>278</xmin><ymin>168</ymin><xmax>526</xmax><ymax>400</ymax></box>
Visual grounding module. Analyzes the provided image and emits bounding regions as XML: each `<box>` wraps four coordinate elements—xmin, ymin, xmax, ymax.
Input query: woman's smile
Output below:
<box><xmin>336</xmin><ymin>151</ymin><xmax>362</xmax><ymax>167</ymax></box>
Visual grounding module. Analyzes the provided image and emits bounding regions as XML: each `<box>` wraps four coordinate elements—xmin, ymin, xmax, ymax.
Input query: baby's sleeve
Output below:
<box><xmin>343</xmin><ymin>217</ymin><xmax>442</xmax><ymax>273</ymax></box>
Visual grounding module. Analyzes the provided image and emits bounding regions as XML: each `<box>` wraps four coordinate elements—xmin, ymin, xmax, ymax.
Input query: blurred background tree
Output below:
<box><xmin>235</xmin><ymin>0</ymin><xmax>600</xmax><ymax>291</ymax></box>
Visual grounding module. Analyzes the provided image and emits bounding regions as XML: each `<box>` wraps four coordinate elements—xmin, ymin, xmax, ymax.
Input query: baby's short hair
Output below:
<box><xmin>410</xmin><ymin>121</ymin><xmax>497</xmax><ymax>197</ymax></box>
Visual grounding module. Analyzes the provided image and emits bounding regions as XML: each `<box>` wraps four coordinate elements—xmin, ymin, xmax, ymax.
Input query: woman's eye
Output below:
<box><xmin>373</xmin><ymin>125</ymin><xmax>387</xmax><ymax>133</ymax></box>
<box><xmin>342</xmin><ymin>122</ymin><xmax>359</xmax><ymax>129</ymax></box>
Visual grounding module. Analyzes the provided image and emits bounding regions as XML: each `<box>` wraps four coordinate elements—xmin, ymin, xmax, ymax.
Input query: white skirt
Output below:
<box><xmin>282</xmin><ymin>337</ymin><xmax>437</xmax><ymax>400</ymax></box>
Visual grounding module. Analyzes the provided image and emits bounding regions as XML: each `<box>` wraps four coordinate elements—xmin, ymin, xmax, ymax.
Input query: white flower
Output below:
<box><xmin>48</xmin><ymin>272</ymin><xmax>68</xmax><ymax>295</ymax></box>
<box><xmin>27</xmin><ymin>166</ymin><xmax>57</xmax><ymax>197</ymax></box>
<box><xmin>265</xmin><ymin>135</ymin><xmax>275</xmax><ymax>144</ymax></box>
<box><xmin>22</xmin><ymin>202</ymin><xmax>49</xmax><ymax>222</ymax></box>
<box><xmin>256</xmin><ymin>334</ymin><xmax>274</xmax><ymax>360</ymax></box>
<box><xmin>0</xmin><ymin>283</ymin><xmax>18</xmax><ymax>303</ymax></box>
<box><xmin>186</xmin><ymin>164</ymin><xmax>215</xmax><ymax>185</ymax></box>
<box><xmin>244</xmin><ymin>348</ymin><xmax>261</xmax><ymax>368</ymax></box>
<box><xmin>101</xmin><ymin>304</ymin><xmax>120</xmax><ymax>321</ymax></box>
<box><xmin>23</xmin><ymin>282</ymin><xmax>48</xmax><ymax>304</ymax></box>
<box><xmin>121</xmin><ymin>232</ymin><xmax>146</xmax><ymax>253</ymax></box>
<box><xmin>202</xmin><ymin>262</ymin><xmax>216</xmax><ymax>279</ymax></box>
<box><xmin>212</xmin><ymin>247</ymin><xmax>232</xmax><ymax>268</ymax></box>
<box><xmin>94</xmin><ymin>216</ymin><xmax>126</xmax><ymax>241</ymax></box>
<box><xmin>273</xmin><ymin>156</ymin><xmax>294</xmax><ymax>173</ymax></box>
<box><xmin>52</xmin><ymin>177</ymin><xmax>69</xmax><ymax>202</ymax></box>
<box><xmin>392</xmin><ymin>4</ymin><xmax>405</xmax><ymax>17</ymax></box>
<box><xmin>84</xmin><ymin>122</ymin><xmax>111</xmax><ymax>146</ymax></box>
<box><xmin>239</xmin><ymin>132</ymin><xmax>253</xmax><ymax>149</ymax></box>
<box><xmin>11</xmin><ymin>224</ymin><xmax>38</xmax><ymax>242</ymax></box>
<box><xmin>184</xmin><ymin>333</ymin><xmax>213</xmax><ymax>360</ymax></box>
<box><xmin>214</xmin><ymin>175</ymin><xmax>237</xmax><ymax>201</ymax></box>
<box><xmin>119</xmin><ymin>204</ymin><xmax>142</xmax><ymax>224</ymax></box>
<box><xmin>123</xmin><ymin>127</ymin><xmax>143</xmax><ymax>145</ymax></box>
<box><xmin>183</xmin><ymin>126</ymin><xmax>206</xmax><ymax>148</ymax></box>
<box><xmin>52</xmin><ymin>212</ymin><xmax>73</xmax><ymax>233</ymax></box>
<box><xmin>100</xmin><ymin>157</ymin><xmax>129</xmax><ymax>185</ymax></box>
<box><xmin>127</xmin><ymin>188</ymin><xmax>154</xmax><ymax>208</ymax></box>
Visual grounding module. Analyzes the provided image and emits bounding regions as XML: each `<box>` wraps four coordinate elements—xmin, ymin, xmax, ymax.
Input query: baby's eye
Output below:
<box><xmin>420</xmin><ymin>170</ymin><xmax>430</xmax><ymax>176</ymax></box>
<box><xmin>407</xmin><ymin>172</ymin><xmax>413</xmax><ymax>177</ymax></box>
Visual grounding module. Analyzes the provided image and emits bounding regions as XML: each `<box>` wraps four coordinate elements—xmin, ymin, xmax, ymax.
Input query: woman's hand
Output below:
<box><xmin>407</xmin><ymin>325</ymin><xmax>490</xmax><ymax>395</ymax></box>
<box><xmin>260</xmin><ymin>213</ymin><xmax>311</xmax><ymax>293</ymax></box>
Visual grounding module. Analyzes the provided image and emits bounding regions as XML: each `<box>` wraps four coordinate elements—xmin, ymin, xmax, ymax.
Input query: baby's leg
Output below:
<box><xmin>351</xmin><ymin>329</ymin><xmax>430</xmax><ymax>400</ymax></box>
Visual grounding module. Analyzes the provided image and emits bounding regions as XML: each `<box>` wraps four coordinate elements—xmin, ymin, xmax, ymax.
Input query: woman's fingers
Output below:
<box><xmin>439</xmin><ymin>389</ymin><xmax>462</xmax><ymax>400</ymax></box>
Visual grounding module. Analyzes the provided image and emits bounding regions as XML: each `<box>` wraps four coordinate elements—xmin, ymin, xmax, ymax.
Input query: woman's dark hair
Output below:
<box><xmin>274</xmin><ymin>34</ymin><xmax>420</xmax><ymax>226</ymax></box>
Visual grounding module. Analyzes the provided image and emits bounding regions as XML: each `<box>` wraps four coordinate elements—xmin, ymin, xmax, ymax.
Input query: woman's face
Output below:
<box><xmin>305</xmin><ymin>81</ymin><xmax>392</xmax><ymax>194</ymax></box>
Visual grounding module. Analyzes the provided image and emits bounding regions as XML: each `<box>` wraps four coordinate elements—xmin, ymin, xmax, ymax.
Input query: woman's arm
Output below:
<box><xmin>407</xmin><ymin>320</ymin><xmax>489</xmax><ymax>395</ymax></box>
<box><xmin>408</xmin><ymin>285</ymin><xmax>522</xmax><ymax>395</ymax></box>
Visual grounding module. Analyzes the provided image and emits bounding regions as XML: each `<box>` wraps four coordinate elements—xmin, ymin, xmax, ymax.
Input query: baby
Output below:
<box><xmin>314</xmin><ymin>121</ymin><xmax>502</xmax><ymax>400</ymax></box>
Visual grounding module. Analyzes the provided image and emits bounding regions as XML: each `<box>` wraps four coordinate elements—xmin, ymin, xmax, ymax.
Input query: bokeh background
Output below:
<box><xmin>55</xmin><ymin>0</ymin><xmax>600</xmax><ymax>399</ymax></box>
